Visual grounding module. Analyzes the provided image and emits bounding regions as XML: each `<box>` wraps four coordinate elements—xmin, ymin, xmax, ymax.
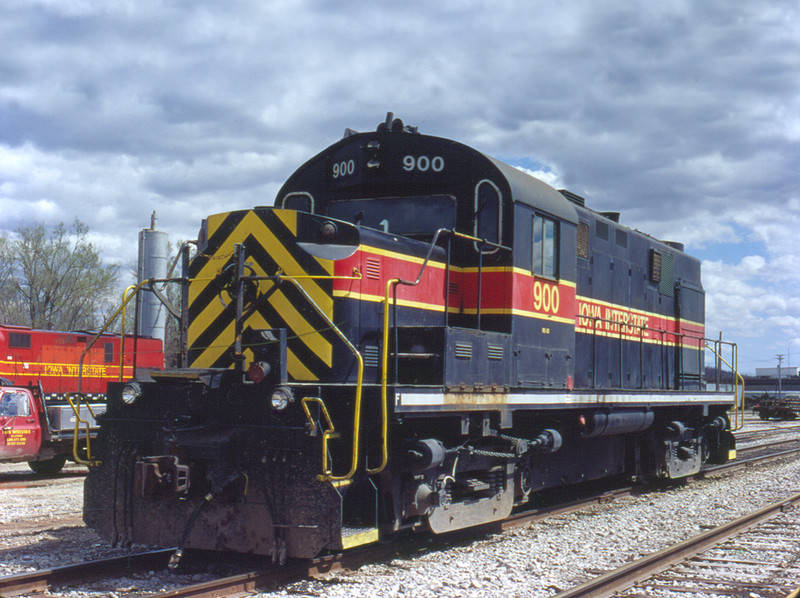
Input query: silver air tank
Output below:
<box><xmin>137</xmin><ymin>211</ymin><xmax>168</xmax><ymax>343</ymax></box>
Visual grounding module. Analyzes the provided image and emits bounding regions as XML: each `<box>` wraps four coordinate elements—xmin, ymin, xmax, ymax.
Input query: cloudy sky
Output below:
<box><xmin>1</xmin><ymin>0</ymin><xmax>798</xmax><ymax>373</ymax></box>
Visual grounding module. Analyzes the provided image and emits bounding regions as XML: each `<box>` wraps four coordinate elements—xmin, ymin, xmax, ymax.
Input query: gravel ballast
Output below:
<box><xmin>2</xmin><ymin>416</ymin><xmax>799</xmax><ymax>597</ymax></box>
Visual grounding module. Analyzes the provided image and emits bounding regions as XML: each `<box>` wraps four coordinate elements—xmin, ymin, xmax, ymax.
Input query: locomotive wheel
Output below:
<box><xmin>28</xmin><ymin>455</ymin><xmax>67</xmax><ymax>475</ymax></box>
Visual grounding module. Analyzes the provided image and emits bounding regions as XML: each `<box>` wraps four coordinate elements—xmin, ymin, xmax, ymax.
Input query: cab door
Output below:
<box><xmin>0</xmin><ymin>389</ymin><xmax>42</xmax><ymax>460</ymax></box>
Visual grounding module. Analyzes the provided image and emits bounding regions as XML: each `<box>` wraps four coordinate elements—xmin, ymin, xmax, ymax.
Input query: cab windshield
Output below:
<box><xmin>327</xmin><ymin>195</ymin><xmax>456</xmax><ymax>239</ymax></box>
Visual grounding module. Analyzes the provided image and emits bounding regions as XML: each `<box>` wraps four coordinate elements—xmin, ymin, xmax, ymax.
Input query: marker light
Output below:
<box><xmin>248</xmin><ymin>361</ymin><xmax>271</xmax><ymax>384</ymax></box>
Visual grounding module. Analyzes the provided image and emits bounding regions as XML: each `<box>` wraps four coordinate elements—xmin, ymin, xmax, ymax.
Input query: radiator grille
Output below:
<box><xmin>577</xmin><ymin>221</ymin><xmax>589</xmax><ymax>259</ymax></box>
<box><xmin>658</xmin><ymin>252</ymin><xmax>674</xmax><ymax>297</ymax></box>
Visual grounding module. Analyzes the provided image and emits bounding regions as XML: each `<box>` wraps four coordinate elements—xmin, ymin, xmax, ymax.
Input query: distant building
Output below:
<box><xmin>755</xmin><ymin>366</ymin><xmax>800</xmax><ymax>378</ymax></box>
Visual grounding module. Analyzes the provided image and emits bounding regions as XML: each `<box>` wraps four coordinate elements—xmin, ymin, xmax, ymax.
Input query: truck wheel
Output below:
<box><xmin>28</xmin><ymin>455</ymin><xmax>68</xmax><ymax>475</ymax></box>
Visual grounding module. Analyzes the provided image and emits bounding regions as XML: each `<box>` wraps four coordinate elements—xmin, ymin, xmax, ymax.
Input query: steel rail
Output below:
<box><xmin>144</xmin><ymin>567</ymin><xmax>304</xmax><ymax>598</ymax></box>
<box><xmin>143</xmin><ymin>544</ymin><xmax>396</xmax><ymax>598</ymax></box>
<box><xmin>551</xmin><ymin>489</ymin><xmax>800</xmax><ymax>598</ymax></box>
<box><xmin>736</xmin><ymin>438</ymin><xmax>800</xmax><ymax>457</ymax></box>
<box><xmin>0</xmin><ymin>549</ymin><xmax>174</xmax><ymax>597</ymax></box>
<box><xmin>702</xmin><ymin>443</ymin><xmax>800</xmax><ymax>477</ymax></box>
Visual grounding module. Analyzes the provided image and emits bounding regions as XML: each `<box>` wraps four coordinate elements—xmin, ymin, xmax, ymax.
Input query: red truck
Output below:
<box><xmin>0</xmin><ymin>382</ymin><xmax>104</xmax><ymax>474</ymax></box>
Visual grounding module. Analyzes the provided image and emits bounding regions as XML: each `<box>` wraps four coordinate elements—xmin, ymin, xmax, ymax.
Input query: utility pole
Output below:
<box><xmin>776</xmin><ymin>354</ymin><xmax>784</xmax><ymax>401</ymax></box>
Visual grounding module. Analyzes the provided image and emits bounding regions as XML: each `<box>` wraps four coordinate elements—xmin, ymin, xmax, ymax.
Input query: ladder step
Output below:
<box><xmin>341</xmin><ymin>526</ymin><xmax>379</xmax><ymax>549</ymax></box>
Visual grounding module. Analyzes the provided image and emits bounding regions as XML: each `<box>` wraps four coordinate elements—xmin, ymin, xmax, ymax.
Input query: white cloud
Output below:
<box><xmin>512</xmin><ymin>165</ymin><xmax>561</xmax><ymax>188</ymax></box>
<box><xmin>1</xmin><ymin>0</ymin><xmax>799</xmax><ymax>367</ymax></box>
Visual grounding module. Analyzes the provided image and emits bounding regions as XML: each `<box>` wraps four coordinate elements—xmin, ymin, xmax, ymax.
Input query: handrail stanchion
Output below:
<box><xmin>277</xmin><ymin>274</ymin><xmax>365</xmax><ymax>482</ymax></box>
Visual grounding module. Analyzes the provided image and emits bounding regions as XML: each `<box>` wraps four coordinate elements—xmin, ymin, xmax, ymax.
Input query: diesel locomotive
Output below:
<box><xmin>84</xmin><ymin>116</ymin><xmax>738</xmax><ymax>562</ymax></box>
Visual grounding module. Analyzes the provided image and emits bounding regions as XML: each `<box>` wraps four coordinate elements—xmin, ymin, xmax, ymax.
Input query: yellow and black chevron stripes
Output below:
<box><xmin>187</xmin><ymin>209</ymin><xmax>335</xmax><ymax>381</ymax></box>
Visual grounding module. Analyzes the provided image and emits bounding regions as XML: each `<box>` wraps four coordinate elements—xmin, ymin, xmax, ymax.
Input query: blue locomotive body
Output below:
<box><xmin>84</xmin><ymin>117</ymin><xmax>737</xmax><ymax>560</ymax></box>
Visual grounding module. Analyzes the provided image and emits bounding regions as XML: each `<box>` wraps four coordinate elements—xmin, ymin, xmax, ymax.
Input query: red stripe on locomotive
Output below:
<box><xmin>335</xmin><ymin>248</ymin><xmax>700</xmax><ymax>349</ymax></box>
<box><xmin>575</xmin><ymin>298</ymin><xmax>704</xmax><ymax>349</ymax></box>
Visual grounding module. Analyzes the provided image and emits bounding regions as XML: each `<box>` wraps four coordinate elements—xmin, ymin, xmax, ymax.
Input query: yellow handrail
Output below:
<box><xmin>375</xmin><ymin>229</ymin><xmax>501</xmax><ymax>475</ymax></box>
<box><xmin>272</xmin><ymin>271</ymin><xmax>362</xmax><ymax>281</ymax></box>
<box><xmin>77</xmin><ymin>279</ymin><xmax>152</xmax><ymax>395</ymax></box>
<box><xmin>301</xmin><ymin>396</ymin><xmax>336</xmax><ymax>437</ymax></box>
<box><xmin>705</xmin><ymin>342</ymin><xmax>745</xmax><ymax>431</ymax></box>
<box><xmin>118</xmin><ymin>285</ymin><xmax>137</xmax><ymax>382</ymax></box>
<box><xmin>374</xmin><ymin>278</ymin><xmax>400</xmax><ymax>476</ymax></box>
<box><xmin>301</xmin><ymin>397</ymin><xmax>339</xmax><ymax>477</ymax></box>
<box><xmin>69</xmin><ymin>280</ymin><xmax>156</xmax><ymax>467</ymax></box>
<box><xmin>277</xmin><ymin>274</ymin><xmax>364</xmax><ymax>482</ymax></box>
<box><xmin>66</xmin><ymin>392</ymin><xmax>100</xmax><ymax>466</ymax></box>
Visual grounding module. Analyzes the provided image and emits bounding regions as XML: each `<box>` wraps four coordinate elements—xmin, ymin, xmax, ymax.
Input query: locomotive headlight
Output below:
<box><xmin>121</xmin><ymin>382</ymin><xmax>142</xmax><ymax>405</ymax></box>
<box><xmin>270</xmin><ymin>386</ymin><xmax>294</xmax><ymax>411</ymax></box>
<box><xmin>320</xmin><ymin>221</ymin><xmax>337</xmax><ymax>239</ymax></box>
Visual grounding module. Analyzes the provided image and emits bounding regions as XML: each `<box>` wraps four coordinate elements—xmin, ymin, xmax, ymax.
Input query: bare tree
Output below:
<box><xmin>0</xmin><ymin>233</ymin><xmax>15</xmax><ymax>304</ymax></box>
<box><xmin>1</xmin><ymin>220</ymin><xmax>119</xmax><ymax>331</ymax></box>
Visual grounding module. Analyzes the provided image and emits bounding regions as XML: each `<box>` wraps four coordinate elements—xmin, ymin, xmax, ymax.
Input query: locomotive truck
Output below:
<box><xmin>84</xmin><ymin>116</ymin><xmax>738</xmax><ymax>562</ymax></box>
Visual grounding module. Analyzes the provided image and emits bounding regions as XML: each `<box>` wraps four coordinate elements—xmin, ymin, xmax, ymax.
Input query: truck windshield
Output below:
<box><xmin>327</xmin><ymin>195</ymin><xmax>456</xmax><ymax>238</ymax></box>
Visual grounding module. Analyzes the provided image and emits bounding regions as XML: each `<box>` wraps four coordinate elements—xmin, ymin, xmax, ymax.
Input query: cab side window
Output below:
<box><xmin>9</xmin><ymin>332</ymin><xmax>31</xmax><ymax>348</ymax></box>
<box><xmin>532</xmin><ymin>214</ymin><xmax>558</xmax><ymax>278</ymax></box>
<box><xmin>474</xmin><ymin>180</ymin><xmax>502</xmax><ymax>251</ymax></box>
<box><xmin>0</xmin><ymin>392</ymin><xmax>30</xmax><ymax>417</ymax></box>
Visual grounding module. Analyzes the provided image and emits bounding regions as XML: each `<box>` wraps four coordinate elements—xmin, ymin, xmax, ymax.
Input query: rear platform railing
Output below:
<box><xmin>705</xmin><ymin>340</ymin><xmax>745</xmax><ymax>430</ymax></box>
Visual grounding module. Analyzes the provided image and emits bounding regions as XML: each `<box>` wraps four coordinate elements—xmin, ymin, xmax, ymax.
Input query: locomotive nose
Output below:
<box><xmin>187</xmin><ymin>207</ymin><xmax>349</xmax><ymax>379</ymax></box>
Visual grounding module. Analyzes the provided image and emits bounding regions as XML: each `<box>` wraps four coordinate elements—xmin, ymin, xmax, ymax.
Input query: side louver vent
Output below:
<box><xmin>650</xmin><ymin>249</ymin><xmax>662</xmax><ymax>282</ymax></box>
<box><xmin>365</xmin><ymin>258</ymin><xmax>381</xmax><ymax>280</ymax></box>
<box><xmin>454</xmin><ymin>342</ymin><xmax>473</xmax><ymax>360</ymax></box>
<box><xmin>363</xmin><ymin>345</ymin><xmax>379</xmax><ymax>368</ymax></box>
<box><xmin>488</xmin><ymin>345</ymin><xmax>504</xmax><ymax>360</ymax></box>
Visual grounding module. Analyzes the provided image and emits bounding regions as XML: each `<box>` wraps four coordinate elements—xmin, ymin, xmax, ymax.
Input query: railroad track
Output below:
<box><xmin>3</xmin><ymin>440</ymin><xmax>800</xmax><ymax>598</ymax></box>
<box><xmin>734</xmin><ymin>418</ymin><xmax>800</xmax><ymax>444</ymax></box>
<box><xmin>719</xmin><ymin>438</ymin><xmax>800</xmax><ymax>468</ymax></box>
<box><xmin>0</xmin><ymin>546</ymin><xmax>366</xmax><ymax>598</ymax></box>
<box><xmin>551</xmin><ymin>490</ymin><xmax>800</xmax><ymax>597</ymax></box>
<box><xmin>1</xmin><ymin>510</ymin><xmax>83</xmax><ymax>540</ymax></box>
<box><xmin>0</xmin><ymin>550</ymin><xmax>175</xmax><ymax>597</ymax></box>
<box><xmin>0</xmin><ymin>469</ymin><xmax>86</xmax><ymax>490</ymax></box>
